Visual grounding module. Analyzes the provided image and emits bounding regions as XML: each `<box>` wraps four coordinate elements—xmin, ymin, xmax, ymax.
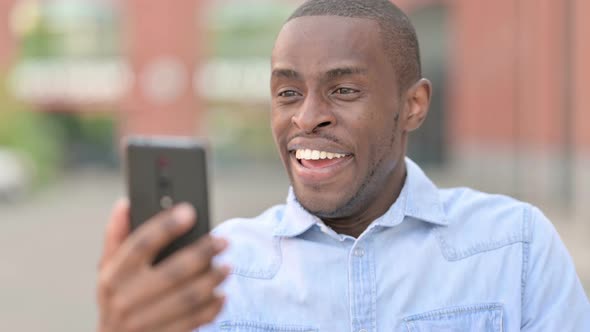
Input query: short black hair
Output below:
<box><xmin>288</xmin><ymin>0</ymin><xmax>422</xmax><ymax>92</ymax></box>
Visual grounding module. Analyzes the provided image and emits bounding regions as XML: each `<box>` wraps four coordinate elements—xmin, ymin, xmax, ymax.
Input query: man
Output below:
<box><xmin>97</xmin><ymin>0</ymin><xmax>590</xmax><ymax>331</ymax></box>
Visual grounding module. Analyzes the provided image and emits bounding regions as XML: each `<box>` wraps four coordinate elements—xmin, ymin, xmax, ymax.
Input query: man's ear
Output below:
<box><xmin>403</xmin><ymin>78</ymin><xmax>431</xmax><ymax>132</ymax></box>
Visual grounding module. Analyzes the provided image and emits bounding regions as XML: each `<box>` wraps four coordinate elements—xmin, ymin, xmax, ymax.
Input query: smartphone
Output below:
<box><xmin>125</xmin><ymin>136</ymin><xmax>210</xmax><ymax>264</ymax></box>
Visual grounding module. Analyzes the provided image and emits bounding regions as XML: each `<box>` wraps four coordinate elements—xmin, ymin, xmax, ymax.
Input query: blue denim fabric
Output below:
<box><xmin>198</xmin><ymin>158</ymin><xmax>590</xmax><ymax>331</ymax></box>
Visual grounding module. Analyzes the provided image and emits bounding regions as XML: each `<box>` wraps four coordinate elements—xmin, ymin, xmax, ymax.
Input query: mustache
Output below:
<box><xmin>287</xmin><ymin>132</ymin><xmax>345</xmax><ymax>145</ymax></box>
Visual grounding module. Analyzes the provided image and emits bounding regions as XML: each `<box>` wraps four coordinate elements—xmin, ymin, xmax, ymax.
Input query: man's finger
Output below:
<box><xmin>159</xmin><ymin>295</ymin><xmax>226</xmax><ymax>332</ymax></box>
<box><xmin>99</xmin><ymin>198</ymin><xmax>131</xmax><ymax>269</ymax></box>
<box><xmin>117</xmin><ymin>236</ymin><xmax>228</xmax><ymax>309</ymax></box>
<box><xmin>122</xmin><ymin>266</ymin><xmax>229</xmax><ymax>331</ymax></box>
<box><xmin>110</xmin><ymin>203</ymin><xmax>196</xmax><ymax>273</ymax></box>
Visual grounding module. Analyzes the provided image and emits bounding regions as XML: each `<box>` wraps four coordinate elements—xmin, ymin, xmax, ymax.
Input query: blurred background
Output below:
<box><xmin>0</xmin><ymin>0</ymin><xmax>588</xmax><ymax>330</ymax></box>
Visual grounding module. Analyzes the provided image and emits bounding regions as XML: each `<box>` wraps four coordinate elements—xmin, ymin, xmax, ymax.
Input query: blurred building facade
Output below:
<box><xmin>1</xmin><ymin>0</ymin><xmax>589</xmax><ymax>219</ymax></box>
<box><xmin>396</xmin><ymin>0</ymin><xmax>589</xmax><ymax>219</ymax></box>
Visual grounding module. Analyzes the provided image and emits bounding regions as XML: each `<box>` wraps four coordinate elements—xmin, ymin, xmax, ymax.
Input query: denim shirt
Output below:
<box><xmin>199</xmin><ymin>158</ymin><xmax>590</xmax><ymax>331</ymax></box>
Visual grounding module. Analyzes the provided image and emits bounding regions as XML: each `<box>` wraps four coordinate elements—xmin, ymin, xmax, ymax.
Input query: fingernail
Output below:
<box><xmin>221</xmin><ymin>265</ymin><xmax>232</xmax><ymax>275</ymax></box>
<box><xmin>213</xmin><ymin>237</ymin><xmax>228</xmax><ymax>251</ymax></box>
<box><xmin>173</xmin><ymin>203</ymin><xmax>195</xmax><ymax>225</ymax></box>
<box><xmin>116</xmin><ymin>197</ymin><xmax>129</xmax><ymax>206</ymax></box>
<box><xmin>213</xmin><ymin>289</ymin><xmax>226</xmax><ymax>299</ymax></box>
<box><xmin>114</xmin><ymin>197</ymin><xmax>129</xmax><ymax>211</ymax></box>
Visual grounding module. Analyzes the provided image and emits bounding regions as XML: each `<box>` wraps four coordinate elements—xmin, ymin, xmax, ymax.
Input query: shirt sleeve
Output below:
<box><xmin>521</xmin><ymin>206</ymin><xmax>590</xmax><ymax>330</ymax></box>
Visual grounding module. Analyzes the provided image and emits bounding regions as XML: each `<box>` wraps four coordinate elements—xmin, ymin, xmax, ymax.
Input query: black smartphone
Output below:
<box><xmin>125</xmin><ymin>136</ymin><xmax>210</xmax><ymax>264</ymax></box>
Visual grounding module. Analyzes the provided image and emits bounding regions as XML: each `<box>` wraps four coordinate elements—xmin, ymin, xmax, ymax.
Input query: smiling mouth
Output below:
<box><xmin>293</xmin><ymin>149</ymin><xmax>352</xmax><ymax>169</ymax></box>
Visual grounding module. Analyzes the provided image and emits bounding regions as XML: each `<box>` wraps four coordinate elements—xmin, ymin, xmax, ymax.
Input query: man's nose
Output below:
<box><xmin>291</xmin><ymin>93</ymin><xmax>335</xmax><ymax>133</ymax></box>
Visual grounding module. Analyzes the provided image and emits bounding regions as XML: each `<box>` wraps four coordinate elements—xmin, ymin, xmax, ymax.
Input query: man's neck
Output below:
<box><xmin>321</xmin><ymin>161</ymin><xmax>407</xmax><ymax>238</ymax></box>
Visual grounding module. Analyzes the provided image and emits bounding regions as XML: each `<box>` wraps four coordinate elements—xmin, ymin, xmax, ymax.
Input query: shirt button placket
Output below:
<box><xmin>354</xmin><ymin>247</ymin><xmax>365</xmax><ymax>257</ymax></box>
<box><xmin>349</xmin><ymin>242</ymin><xmax>376</xmax><ymax>332</ymax></box>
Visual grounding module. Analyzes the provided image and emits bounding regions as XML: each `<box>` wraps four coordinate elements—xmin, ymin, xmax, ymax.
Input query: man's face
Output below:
<box><xmin>270</xmin><ymin>16</ymin><xmax>406</xmax><ymax>218</ymax></box>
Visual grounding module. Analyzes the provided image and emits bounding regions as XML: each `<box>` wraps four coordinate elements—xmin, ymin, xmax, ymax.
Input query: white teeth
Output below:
<box><xmin>295</xmin><ymin>149</ymin><xmax>348</xmax><ymax>160</ymax></box>
<box><xmin>311</xmin><ymin>150</ymin><xmax>320</xmax><ymax>160</ymax></box>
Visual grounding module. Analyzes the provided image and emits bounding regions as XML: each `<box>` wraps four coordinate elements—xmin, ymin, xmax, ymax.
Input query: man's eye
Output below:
<box><xmin>333</xmin><ymin>87</ymin><xmax>358</xmax><ymax>95</ymax></box>
<box><xmin>278</xmin><ymin>90</ymin><xmax>300</xmax><ymax>97</ymax></box>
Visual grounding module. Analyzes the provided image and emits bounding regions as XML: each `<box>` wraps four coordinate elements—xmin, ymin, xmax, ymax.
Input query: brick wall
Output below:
<box><xmin>119</xmin><ymin>0</ymin><xmax>209</xmax><ymax>137</ymax></box>
<box><xmin>393</xmin><ymin>0</ymin><xmax>588</xmax><ymax>217</ymax></box>
<box><xmin>0</xmin><ymin>0</ymin><xmax>16</xmax><ymax>69</ymax></box>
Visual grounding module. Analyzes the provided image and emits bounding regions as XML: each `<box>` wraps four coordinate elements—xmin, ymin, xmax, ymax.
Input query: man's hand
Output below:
<box><xmin>97</xmin><ymin>199</ymin><xmax>229</xmax><ymax>332</ymax></box>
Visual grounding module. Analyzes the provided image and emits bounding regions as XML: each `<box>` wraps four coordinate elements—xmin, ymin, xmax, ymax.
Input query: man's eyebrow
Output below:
<box><xmin>271</xmin><ymin>69</ymin><xmax>302</xmax><ymax>79</ymax></box>
<box><xmin>324</xmin><ymin>67</ymin><xmax>368</xmax><ymax>80</ymax></box>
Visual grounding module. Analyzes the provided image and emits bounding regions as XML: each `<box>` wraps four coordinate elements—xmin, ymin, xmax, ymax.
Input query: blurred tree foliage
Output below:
<box><xmin>206</xmin><ymin>1</ymin><xmax>295</xmax><ymax>165</ymax></box>
<box><xmin>209</xmin><ymin>106</ymin><xmax>279</xmax><ymax>165</ymax></box>
<box><xmin>18</xmin><ymin>1</ymin><xmax>119</xmax><ymax>60</ymax></box>
<box><xmin>20</xmin><ymin>17</ymin><xmax>56</xmax><ymax>59</ymax></box>
<box><xmin>0</xmin><ymin>72</ymin><xmax>64</xmax><ymax>185</ymax></box>
<box><xmin>8</xmin><ymin>0</ymin><xmax>119</xmax><ymax>172</ymax></box>
<box><xmin>50</xmin><ymin>112</ymin><xmax>117</xmax><ymax>167</ymax></box>
<box><xmin>209</xmin><ymin>1</ymin><xmax>295</xmax><ymax>59</ymax></box>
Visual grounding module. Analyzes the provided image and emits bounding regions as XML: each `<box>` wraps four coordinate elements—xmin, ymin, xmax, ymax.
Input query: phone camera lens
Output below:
<box><xmin>160</xmin><ymin>195</ymin><xmax>173</xmax><ymax>209</ymax></box>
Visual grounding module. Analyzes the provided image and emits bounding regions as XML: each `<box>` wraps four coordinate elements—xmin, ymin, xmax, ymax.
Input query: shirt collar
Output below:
<box><xmin>273</xmin><ymin>187</ymin><xmax>320</xmax><ymax>237</ymax></box>
<box><xmin>273</xmin><ymin>157</ymin><xmax>448</xmax><ymax>238</ymax></box>
<box><xmin>376</xmin><ymin>157</ymin><xmax>448</xmax><ymax>228</ymax></box>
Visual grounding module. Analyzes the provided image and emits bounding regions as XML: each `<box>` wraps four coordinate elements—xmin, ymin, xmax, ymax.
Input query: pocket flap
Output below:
<box><xmin>403</xmin><ymin>303</ymin><xmax>503</xmax><ymax>332</ymax></box>
<box><xmin>219</xmin><ymin>320</ymin><xmax>318</xmax><ymax>332</ymax></box>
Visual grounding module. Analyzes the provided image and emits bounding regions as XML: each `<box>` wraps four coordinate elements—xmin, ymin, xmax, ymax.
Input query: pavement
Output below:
<box><xmin>0</xmin><ymin>163</ymin><xmax>588</xmax><ymax>332</ymax></box>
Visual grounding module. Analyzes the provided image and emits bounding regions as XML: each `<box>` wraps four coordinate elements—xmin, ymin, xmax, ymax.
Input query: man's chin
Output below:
<box><xmin>292</xmin><ymin>185</ymin><xmax>352</xmax><ymax>219</ymax></box>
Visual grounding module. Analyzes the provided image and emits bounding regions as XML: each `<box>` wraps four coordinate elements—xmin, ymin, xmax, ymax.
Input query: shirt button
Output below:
<box><xmin>353</xmin><ymin>247</ymin><xmax>365</xmax><ymax>257</ymax></box>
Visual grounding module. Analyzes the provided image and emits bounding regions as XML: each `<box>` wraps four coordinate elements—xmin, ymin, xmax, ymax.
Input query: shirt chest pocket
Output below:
<box><xmin>402</xmin><ymin>303</ymin><xmax>503</xmax><ymax>332</ymax></box>
<box><xmin>219</xmin><ymin>321</ymin><xmax>318</xmax><ymax>332</ymax></box>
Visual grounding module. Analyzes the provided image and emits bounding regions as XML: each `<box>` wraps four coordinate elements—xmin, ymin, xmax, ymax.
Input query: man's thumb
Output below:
<box><xmin>99</xmin><ymin>198</ymin><xmax>131</xmax><ymax>269</ymax></box>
